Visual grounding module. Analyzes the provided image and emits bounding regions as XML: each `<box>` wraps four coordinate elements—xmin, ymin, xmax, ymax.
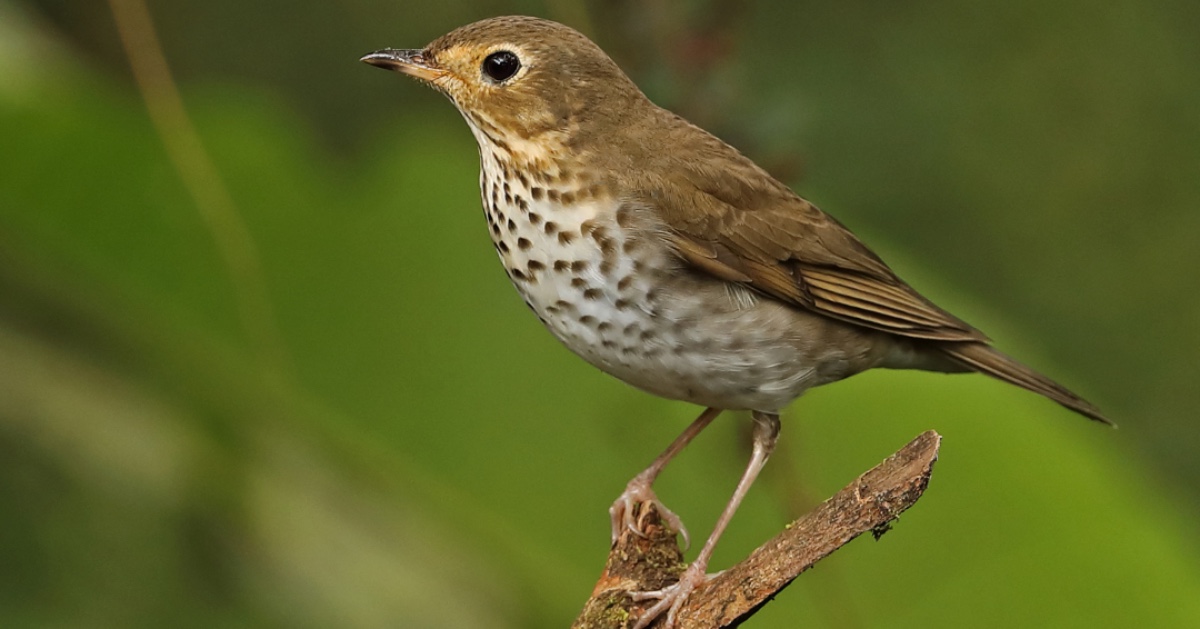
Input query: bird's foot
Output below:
<box><xmin>629</xmin><ymin>561</ymin><xmax>713</xmax><ymax>629</ymax></box>
<box><xmin>608</xmin><ymin>472</ymin><xmax>690</xmax><ymax>549</ymax></box>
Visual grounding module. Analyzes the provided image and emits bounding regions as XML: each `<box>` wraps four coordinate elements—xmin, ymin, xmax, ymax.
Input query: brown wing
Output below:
<box><xmin>650</xmin><ymin>165</ymin><xmax>989</xmax><ymax>343</ymax></box>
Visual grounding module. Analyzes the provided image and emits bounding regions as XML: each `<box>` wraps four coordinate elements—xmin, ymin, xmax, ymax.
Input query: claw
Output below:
<box><xmin>607</xmin><ymin>408</ymin><xmax>721</xmax><ymax>548</ymax></box>
<box><xmin>626</xmin><ymin>412</ymin><xmax>779</xmax><ymax>628</ymax></box>
<box><xmin>609</xmin><ymin>475</ymin><xmax>690</xmax><ymax>549</ymax></box>
<box><xmin>629</xmin><ymin>562</ymin><xmax>711</xmax><ymax>629</ymax></box>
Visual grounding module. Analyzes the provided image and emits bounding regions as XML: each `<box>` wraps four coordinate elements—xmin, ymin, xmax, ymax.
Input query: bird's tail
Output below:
<box><xmin>939</xmin><ymin>342</ymin><xmax>1113</xmax><ymax>426</ymax></box>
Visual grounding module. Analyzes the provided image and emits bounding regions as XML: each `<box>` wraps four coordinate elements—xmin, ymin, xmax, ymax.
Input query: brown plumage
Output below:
<box><xmin>654</xmin><ymin>149</ymin><xmax>1108</xmax><ymax>421</ymax></box>
<box><xmin>362</xmin><ymin>16</ymin><xmax>1109</xmax><ymax>628</ymax></box>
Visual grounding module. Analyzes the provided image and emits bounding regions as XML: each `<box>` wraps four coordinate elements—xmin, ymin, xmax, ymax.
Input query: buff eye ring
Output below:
<box><xmin>482</xmin><ymin>50</ymin><xmax>521</xmax><ymax>82</ymax></box>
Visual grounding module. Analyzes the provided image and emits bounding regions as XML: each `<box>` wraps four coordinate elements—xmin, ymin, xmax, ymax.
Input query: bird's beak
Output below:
<box><xmin>360</xmin><ymin>49</ymin><xmax>446</xmax><ymax>83</ymax></box>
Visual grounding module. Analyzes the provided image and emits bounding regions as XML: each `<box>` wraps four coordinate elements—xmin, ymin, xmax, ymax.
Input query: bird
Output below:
<box><xmin>361</xmin><ymin>16</ymin><xmax>1109</xmax><ymax>628</ymax></box>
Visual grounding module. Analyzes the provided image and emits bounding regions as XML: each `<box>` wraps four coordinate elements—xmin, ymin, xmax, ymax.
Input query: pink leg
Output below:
<box><xmin>631</xmin><ymin>411</ymin><xmax>781</xmax><ymax>629</ymax></box>
<box><xmin>609</xmin><ymin>407</ymin><xmax>723</xmax><ymax>548</ymax></box>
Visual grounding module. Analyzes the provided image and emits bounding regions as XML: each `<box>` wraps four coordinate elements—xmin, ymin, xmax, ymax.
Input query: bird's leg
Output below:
<box><xmin>610</xmin><ymin>407</ymin><xmax>723</xmax><ymax>547</ymax></box>
<box><xmin>630</xmin><ymin>411</ymin><xmax>781</xmax><ymax>629</ymax></box>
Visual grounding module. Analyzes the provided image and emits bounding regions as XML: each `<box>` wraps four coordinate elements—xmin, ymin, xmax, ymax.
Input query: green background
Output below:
<box><xmin>2</xmin><ymin>0</ymin><xmax>1198</xmax><ymax>627</ymax></box>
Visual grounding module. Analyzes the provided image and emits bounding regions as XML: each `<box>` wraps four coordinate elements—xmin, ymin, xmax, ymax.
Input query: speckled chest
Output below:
<box><xmin>471</xmin><ymin>143</ymin><xmax>828</xmax><ymax>412</ymax></box>
<box><xmin>477</xmin><ymin>147</ymin><xmax>670</xmax><ymax>376</ymax></box>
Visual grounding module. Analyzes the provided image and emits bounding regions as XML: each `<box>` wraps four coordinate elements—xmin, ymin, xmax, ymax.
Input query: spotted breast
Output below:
<box><xmin>473</xmin><ymin>130</ymin><xmax>874</xmax><ymax>412</ymax></box>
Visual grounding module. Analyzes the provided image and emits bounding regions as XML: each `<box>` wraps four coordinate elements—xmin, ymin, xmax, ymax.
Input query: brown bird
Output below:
<box><xmin>362</xmin><ymin>16</ymin><xmax>1109</xmax><ymax>628</ymax></box>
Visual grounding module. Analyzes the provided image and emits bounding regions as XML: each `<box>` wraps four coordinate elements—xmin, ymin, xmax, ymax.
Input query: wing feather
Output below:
<box><xmin>654</xmin><ymin>167</ymin><xmax>988</xmax><ymax>342</ymax></box>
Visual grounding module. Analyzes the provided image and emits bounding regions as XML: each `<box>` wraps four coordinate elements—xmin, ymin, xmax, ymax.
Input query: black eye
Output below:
<box><xmin>482</xmin><ymin>51</ymin><xmax>521</xmax><ymax>82</ymax></box>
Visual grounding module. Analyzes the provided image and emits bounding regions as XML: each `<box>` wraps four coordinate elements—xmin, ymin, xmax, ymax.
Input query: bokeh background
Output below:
<box><xmin>2</xmin><ymin>0</ymin><xmax>1198</xmax><ymax>627</ymax></box>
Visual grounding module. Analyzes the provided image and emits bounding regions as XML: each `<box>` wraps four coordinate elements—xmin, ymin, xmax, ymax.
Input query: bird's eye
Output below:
<box><xmin>482</xmin><ymin>50</ymin><xmax>521</xmax><ymax>83</ymax></box>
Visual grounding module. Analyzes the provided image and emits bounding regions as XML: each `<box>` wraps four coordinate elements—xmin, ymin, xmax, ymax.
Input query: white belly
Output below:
<box><xmin>483</xmin><ymin>182</ymin><xmax>825</xmax><ymax>410</ymax></box>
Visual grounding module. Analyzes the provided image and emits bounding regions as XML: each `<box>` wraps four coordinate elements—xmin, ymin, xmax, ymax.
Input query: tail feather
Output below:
<box><xmin>939</xmin><ymin>342</ymin><xmax>1113</xmax><ymax>426</ymax></box>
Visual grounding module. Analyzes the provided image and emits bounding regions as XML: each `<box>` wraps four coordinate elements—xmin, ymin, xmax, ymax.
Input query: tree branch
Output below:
<box><xmin>573</xmin><ymin>430</ymin><xmax>941</xmax><ymax>628</ymax></box>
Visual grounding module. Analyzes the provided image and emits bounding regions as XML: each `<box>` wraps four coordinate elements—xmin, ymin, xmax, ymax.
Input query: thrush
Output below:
<box><xmin>362</xmin><ymin>16</ymin><xmax>1109</xmax><ymax>628</ymax></box>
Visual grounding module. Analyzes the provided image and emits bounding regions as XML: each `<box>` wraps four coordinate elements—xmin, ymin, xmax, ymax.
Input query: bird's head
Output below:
<box><xmin>362</xmin><ymin>16</ymin><xmax>647</xmax><ymax>153</ymax></box>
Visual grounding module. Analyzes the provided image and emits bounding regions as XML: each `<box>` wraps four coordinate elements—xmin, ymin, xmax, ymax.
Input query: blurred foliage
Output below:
<box><xmin>2</xmin><ymin>0</ymin><xmax>1199</xmax><ymax>627</ymax></box>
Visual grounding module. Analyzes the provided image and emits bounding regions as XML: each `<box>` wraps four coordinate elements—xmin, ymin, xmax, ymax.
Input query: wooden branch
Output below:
<box><xmin>573</xmin><ymin>430</ymin><xmax>942</xmax><ymax>628</ymax></box>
